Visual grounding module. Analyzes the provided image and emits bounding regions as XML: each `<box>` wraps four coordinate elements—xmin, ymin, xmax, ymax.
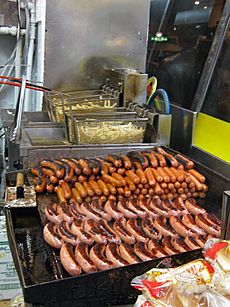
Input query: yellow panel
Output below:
<box><xmin>194</xmin><ymin>113</ymin><xmax>230</xmax><ymax>163</ymax></box>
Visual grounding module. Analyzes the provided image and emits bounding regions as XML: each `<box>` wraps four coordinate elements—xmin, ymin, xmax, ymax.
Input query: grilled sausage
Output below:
<box><xmin>90</xmin><ymin>199</ymin><xmax>112</xmax><ymax>221</ymax></box>
<box><xmin>59</xmin><ymin>202</ymin><xmax>74</xmax><ymax>224</ymax></box>
<box><xmin>78</xmin><ymin>159</ymin><xmax>91</xmax><ymax>175</ymax></box>
<box><xmin>80</xmin><ymin>202</ymin><xmax>102</xmax><ymax>221</ymax></box>
<box><xmin>147</xmin><ymin>239</ymin><xmax>168</xmax><ymax>258</ymax></box>
<box><xmin>205</xmin><ymin>213</ymin><xmax>221</xmax><ymax>227</ymax></box>
<box><xmin>34</xmin><ymin>176</ymin><xmax>46</xmax><ymax>193</ymax></box>
<box><xmin>120</xmin><ymin>154</ymin><xmax>132</xmax><ymax>169</ymax></box>
<box><xmin>184</xmin><ymin>237</ymin><xmax>201</xmax><ymax>250</ymax></box>
<box><xmin>75</xmin><ymin>242</ymin><xmax>97</xmax><ymax>273</ymax></box>
<box><xmin>134</xmin><ymin>242</ymin><xmax>154</xmax><ymax>261</ymax></box>
<box><xmin>58</xmin><ymin>221</ymin><xmax>79</xmax><ymax>245</ymax></box>
<box><xmin>113</xmin><ymin>218</ymin><xmax>136</xmax><ymax>244</ymax></box>
<box><xmin>126</xmin><ymin>199</ymin><xmax>146</xmax><ymax>219</ymax></box>
<box><xmin>54</xmin><ymin>186</ymin><xmax>66</xmax><ymax>204</ymax></box>
<box><xmin>119</xmin><ymin>243</ymin><xmax>140</xmax><ymax>264</ymax></box>
<box><xmin>142</xmin><ymin>151</ymin><xmax>158</xmax><ymax>168</ymax></box>
<box><xmin>126</xmin><ymin>219</ymin><xmax>149</xmax><ymax>243</ymax></box>
<box><xmin>71</xmin><ymin>220</ymin><xmax>94</xmax><ymax>245</ymax></box>
<box><xmin>104</xmin><ymin>200</ymin><xmax>123</xmax><ymax>220</ymax></box>
<box><xmin>195</xmin><ymin>234</ymin><xmax>207</xmax><ymax>248</ymax></box>
<box><xmin>184</xmin><ymin>199</ymin><xmax>206</xmax><ymax>215</ymax></box>
<box><xmin>169</xmin><ymin>216</ymin><xmax>196</xmax><ymax>238</ymax></box>
<box><xmin>149</xmin><ymin>199</ymin><xmax>170</xmax><ymax>218</ymax></box>
<box><xmin>195</xmin><ymin>214</ymin><xmax>220</xmax><ymax>237</ymax></box>
<box><xmin>89</xmin><ymin>244</ymin><xmax>114</xmax><ymax>271</ymax></box>
<box><xmin>97</xmin><ymin>219</ymin><xmax>121</xmax><ymax>244</ymax></box>
<box><xmin>154</xmin><ymin>216</ymin><xmax>179</xmax><ymax>238</ymax></box>
<box><xmin>137</xmin><ymin>199</ymin><xmax>158</xmax><ymax>219</ymax></box>
<box><xmin>60</xmin><ymin>243</ymin><xmax>81</xmax><ymax>275</ymax></box>
<box><xmin>45</xmin><ymin>203</ymin><xmax>63</xmax><ymax>224</ymax></box>
<box><xmin>171</xmin><ymin>238</ymin><xmax>190</xmax><ymax>253</ymax></box>
<box><xmin>105</xmin><ymin>243</ymin><xmax>129</xmax><ymax>267</ymax></box>
<box><xmin>40</xmin><ymin>160</ymin><xmax>65</xmax><ymax>179</ymax></box>
<box><xmin>161</xmin><ymin>236</ymin><xmax>179</xmax><ymax>255</ymax></box>
<box><xmin>117</xmin><ymin>200</ymin><xmax>138</xmax><ymax>219</ymax></box>
<box><xmin>175</xmin><ymin>154</ymin><xmax>194</xmax><ymax>169</ymax></box>
<box><xmin>84</xmin><ymin>219</ymin><xmax>107</xmax><ymax>244</ymax></box>
<box><xmin>141</xmin><ymin>216</ymin><xmax>162</xmax><ymax>240</ymax></box>
<box><xmin>182</xmin><ymin>214</ymin><xmax>206</xmax><ymax>235</ymax></box>
<box><xmin>43</xmin><ymin>222</ymin><xmax>63</xmax><ymax>249</ymax></box>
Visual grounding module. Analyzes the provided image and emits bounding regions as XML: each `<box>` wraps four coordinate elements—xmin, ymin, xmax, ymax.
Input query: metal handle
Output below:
<box><xmin>221</xmin><ymin>191</ymin><xmax>230</xmax><ymax>240</ymax></box>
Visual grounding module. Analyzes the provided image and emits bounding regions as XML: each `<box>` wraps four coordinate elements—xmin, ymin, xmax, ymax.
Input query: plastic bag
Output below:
<box><xmin>132</xmin><ymin>239</ymin><xmax>230</xmax><ymax>307</ymax></box>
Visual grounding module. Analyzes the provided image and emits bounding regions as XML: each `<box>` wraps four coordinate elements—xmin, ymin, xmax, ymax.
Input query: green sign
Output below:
<box><xmin>150</xmin><ymin>36</ymin><xmax>168</xmax><ymax>42</ymax></box>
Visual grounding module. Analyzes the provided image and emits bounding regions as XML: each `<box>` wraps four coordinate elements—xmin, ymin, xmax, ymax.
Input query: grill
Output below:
<box><xmin>5</xmin><ymin>149</ymin><xmax>230</xmax><ymax>306</ymax></box>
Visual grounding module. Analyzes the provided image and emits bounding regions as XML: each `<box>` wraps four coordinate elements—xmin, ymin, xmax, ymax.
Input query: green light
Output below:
<box><xmin>150</xmin><ymin>36</ymin><xmax>168</xmax><ymax>42</ymax></box>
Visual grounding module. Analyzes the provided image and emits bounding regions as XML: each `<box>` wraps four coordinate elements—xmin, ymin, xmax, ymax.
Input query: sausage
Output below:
<box><xmin>134</xmin><ymin>242</ymin><xmax>154</xmax><ymax>261</ymax></box>
<box><xmin>40</xmin><ymin>160</ymin><xmax>65</xmax><ymax>179</ymax></box>
<box><xmin>102</xmin><ymin>174</ymin><xmax>121</xmax><ymax>187</ymax></box>
<box><xmin>126</xmin><ymin>199</ymin><xmax>146</xmax><ymax>219</ymax></box>
<box><xmin>169</xmin><ymin>168</ymin><xmax>184</xmax><ymax>182</ymax></box>
<box><xmin>125</xmin><ymin>170</ymin><xmax>140</xmax><ymax>185</ymax></box>
<box><xmin>105</xmin><ymin>243</ymin><xmax>129</xmax><ymax>267</ymax></box>
<box><xmin>46</xmin><ymin>177</ymin><xmax>54</xmax><ymax>193</ymax></box>
<box><xmin>184</xmin><ymin>237</ymin><xmax>201</xmax><ymax>250</ymax></box>
<box><xmin>155</xmin><ymin>147</ymin><xmax>178</xmax><ymax>168</ymax></box>
<box><xmin>136</xmin><ymin>169</ymin><xmax>147</xmax><ymax>184</ymax></box>
<box><xmin>60</xmin><ymin>161</ymin><xmax>74</xmax><ymax>182</ymax></box>
<box><xmin>162</xmin><ymin>167</ymin><xmax>176</xmax><ymax>183</ymax></box>
<box><xmin>97</xmin><ymin>179</ymin><xmax>110</xmax><ymax>196</ymax></box>
<box><xmin>80</xmin><ymin>202</ymin><xmax>102</xmax><ymax>220</ymax></box>
<box><xmin>31</xmin><ymin>166</ymin><xmax>43</xmax><ymax>177</ymax></box>
<box><xmin>45</xmin><ymin>203</ymin><xmax>63</xmax><ymax>224</ymax></box>
<box><xmin>187</xmin><ymin>173</ymin><xmax>203</xmax><ymax>191</ymax></box>
<box><xmin>59</xmin><ymin>181</ymin><xmax>72</xmax><ymax>199</ymax></box>
<box><xmin>147</xmin><ymin>239</ymin><xmax>168</xmax><ymax>258</ymax></box>
<box><xmin>71</xmin><ymin>220</ymin><xmax>94</xmax><ymax>245</ymax></box>
<box><xmin>84</xmin><ymin>219</ymin><xmax>107</xmax><ymax>244</ymax></box>
<box><xmin>202</xmin><ymin>184</ymin><xmax>208</xmax><ymax>192</ymax></box>
<box><xmin>88</xmin><ymin>180</ymin><xmax>103</xmax><ymax>196</ymax></box>
<box><xmin>43</xmin><ymin>222</ymin><xmax>63</xmax><ymax>249</ymax></box>
<box><xmin>54</xmin><ymin>186</ymin><xmax>66</xmax><ymax>204</ymax></box>
<box><xmin>156</xmin><ymin>167</ymin><xmax>170</xmax><ymax>183</ymax></box>
<box><xmin>98</xmin><ymin>220</ymin><xmax>121</xmax><ymax>244</ymax></box>
<box><xmin>161</xmin><ymin>236</ymin><xmax>179</xmax><ymax>255</ymax></box>
<box><xmin>106</xmin><ymin>154</ymin><xmax>123</xmax><ymax>168</ymax></box>
<box><xmin>205</xmin><ymin>213</ymin><xmax>221</xmax><ymax>227</ymax></box>
<box><xmin>154</xmin><ymin>216</ymin><xmax>179</xmax><ymax>238</ymax></box>
<box><xmin>154</xmin><ymin>182</ymin><xmax>164</xmax><ymax>195</ymax></box>
<box><xmin>142</xmin><ymin>151</ymin><xmax>158</xmax><ymax>168</ymax></box>
<box><xmin>149</xmin><ymin>199</ymin><xmax>170</xmax><ymax>218</ymax></box>
<box><xmin>141</xmin><ymin>188</ymin><xmax>148</xmax><ymax>195</ymax></box>
<box><xmin>78</xmin><ymin>159</ymin><xmax>91</xmax><ymax>175</ymax></box>
<box><xmin>87</xmin><ymin>159</ymin><xmax>101</xmax><ymax>175</ymax></box>
<box><xmin>171</xmin><ymin>238</ymin><xmax>190</xmax><ymax>253</ymax></box>
<box><xmin>117</xmin><ymin>168</ymin><xmax>126</xmax><ymax>175</ymax></box>
<box><xmin>195</xmin><ymin>234</ymin><xmax>207</xmax><ymax>248</ymax></box>
<box><xmin>120</xmin><ymin>154</ymin><xmax>132</xmax><ymax>169</ymax></box>
<box><xmin>144</xmin><ymin>168</ymin><xmax>156</xmax><ymax>186</ymax></box>
<box><xmin>82</xmin><ymin>182</ymin><xmax>95</xmax><ymax>197</ymax></box>
<box><xmin>161</xmin><ymin>199</ymin><xmax>180</xmax><ymax>216</ymax></box>
<box><xmin>127</xmin><ymin>151</ymin><xmax>149</xmax><ymax>169</ymax></box>
<box><xmin>126</xmin><ymin>219</ymin><xmax>149</xmax><ymax>243</ymax></box>
<box><xmin>124</xmin><ymin>186</ymin><xmax>132</xmax><ymax>198</ymax></box>
<box><xmin>57</xmin><ymin>221</ymin><xmax>79</xmax><ymax>245</ymax></box>
<box><xmin>125</xmin><ymin>177</ymin><xmax>136</xmax><ymax>191</ymax></box>
<box><xmin>175</xmin><ymin>154</ymin><xmax>194</xmax><ymax>169</ymax></box>
<box><xmin>151</xmin><ymin>169</ymin><xmax>163</xmax><ymax>183</ymax></box>
<box><xmin>184</xmin><ymin>199</ymin><xmax>207</xmax><ymax>215</ymax></box>
<box><xmin>173</xmin><ymin>197</ymin><xmax>188</xmax><ymax>213</ymax></box>
<box><xmin>199</xmin><ymin>192</ymin><xmax>206</xmax><ymax>199</ymax></box>
<box><xmin>42</xmin><ymin>168</ymin><xmax>59</xmax><ymax>184</ymax></box>
<box><xmin>59</xmin><ymin>202</ymin><xmax>74</xmax><ymax>224</ymax></box>
<box><xmin>181</xmin><ymin>214</ymin><xmax>206</xmax><ymax>235</ymax></box>
<box><xmin>60</xmin><ymin>243</ymin><xmax>81</xmax><ymax>276</ymax></box>
<box><xmin>90</xmin><ymin>199</ymin><xmax>111</xmax><ymax>221</ymax></box>
<box><xmin>75</xmin><ymin>242</ymin><xmax>97</xmax><ymax>273</ymax></box>
<box><xmin>74</xmin><ymin>182</ymin><xmax>87</xmax><ymax>199</ymax></box>
<box><xmin>154</xmin><ymin>153</ymin><xmax>167</xmax><ymax>167</ymax></box>
<box><xmin>169</xmin><ymin>216</ymin><xmax>196</xmax><ymax>238</ymax></box>
<box><xmin>174</xmin><ymin>181</ymin><xmax>181</xmax><ymax>189</ymax></box>
<box><xmin>77</xmin><ymin>175</ymin><xmax>87</xmax><ymax>183</ymax></box>
<box><xmin>188</xmin><ymin>169</ymin><xmax>206</xmax><ymax>183</ymax></box>
<box><xmin>89</xmin><ymin>244</ymin><xmax>114</xmax><ymax>271</ymax></box>
<box><xmin>119</xmin><ymin>243</ymin><xmax>140</xmax><ymax>264</ymax></box>
<box><xmin>113</xmin><ymin>217</ymin><xmax>136</xmax><ymax>244</ymax></box>
<box><xmin>108</xmin><ymin>194</ymin><xmax>116</xmax><ymax>201</ymax></box>
<box><xmin>104</xmin><ymin>200</ymin><xmax>123</xmax><ymax>220</ymax></box>
<box><xmin>117</xmin><ymin>200</ymin><xmax>138</xmax><ymax>219</ymax></box>
<box><xmin>61</xmin><ymin>158</ymin><xmax>82</xmax><ymax>176</ymax></box>
<box><xmin>138</xmin><ymin>199</ymin><xmax>158</xmax><ymax>219</ymax></box>
<box><xmin>141</xmin><ymin>216</ymin><xmax>162</xmax><ymax>240</ymax></box>
<box><xmin>34</xmin><ymin>176</ymin><xmax>46</xmax><ymax>193</ymax></box>
<box><xmin>111</xmin><ymin>173</ymin><xmax>126</xmax><ymax>187</ymax></box>
<box><xmin>195</xmin><ymin>215</ymin><xmax>220</xmax><ymax>237</ymax></box>
<box><xmin>71</xmin><ymin>188</ymin><xmax>83</xmax><ymax>204</ymax></box>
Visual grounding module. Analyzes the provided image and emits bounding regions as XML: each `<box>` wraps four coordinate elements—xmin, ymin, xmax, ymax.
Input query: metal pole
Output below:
<box><xmin>191</xmin><ymin>0</ymin><xmax>230</xmax><ymax>112</ymax></box>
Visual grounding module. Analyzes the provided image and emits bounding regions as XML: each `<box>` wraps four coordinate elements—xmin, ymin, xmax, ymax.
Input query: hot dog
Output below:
<box><xmin>144</xmin><ymin>168</ymin><xmax>156</xmax><ymax>186</ymax></box>
<box><xmin>75</xmin><ymin>242</ymin><xmax>97</xmax><ymax>273</ymax></box>
<box><xmin>126</xmin><ymin>219</ymin><xmax>149</xmax><ymax>243</ymax></box>
<box><xmin>106</xmin><ymin>154</ymin><xmax>123</xmax><ymax>168</ymax></box>
<box><xmin>41</xmin><ymin>167</ymin><xmax>59</xmax><ymax>184</ymax></box>
<box><xmin>74</xmin><ymin>182</ymin><xmax>88</xmax><ymax>199</ymax></box>
<box><xmin>34</xmin><ymin>176</ymin><xmax>46</xmax><ymax>193</ymax></box>
<box><xmin>71</xmin><ymin>188</ymin><xmax>83</xmax><ymax>204</ymax></box>
<box><xmin>136</xmin><ymin>169</ymin><xmax>148</xmax><ymax>185</ymax></box>
<box><xmin>105</xmin><ymin>243</ymin><xmax>129</xmax><ymax>267</ymax></box>
<box><xmin>43</xmin><ymin>222</ymin><xmax>63</xmax><ymax>249</ymax></box>
<box><xmin>127</xmin><ymin>151</ymin><xmax>149</xmax><ymax>169</ymax></box>
<box><xmin>84</xmin><ymin>219</ymin><xmax>107</xmax><ymax>244</ymax></box>
<box><xmin>111</xmin><ymin>173</ymin><xmax>126</xmax><ymax>187</ymax></box>
<box><xmin>161</xmin><ymin>236</ymin><xmax>179</xmax><ymax>255</ymax></box>
<box><xmin>60</xmin><ymin>181</ymin><xmax>72</xmax><ymax>199</ymax></box>
<box><xmin>169</xmin><ymin>216</ymin><xmax>196</xmax><ymax>238</ymax></box>
<box><xmin>117</xmin><ymin>200</ymin><xmax>138</xmax><ymax>219</ymax></box>
<box><xmin>97</xmin><ymin>179</ymin><xmax>110</xmax><ymax>196</ymax></box>
<box><xmin>82</xmin><ymin>182</ymin><xmax>95</xmax><ymax>197</ymax></box>
<box><xmin>187</xmin><ymin>173</ymin><xmax>203</xmax><ymax>191</ymax></box>
<box><xmin>171</xmin><ymin>238</ymin><xmax>190</xmax><ymax>253</ymax></box>
<box><xmin>40</xmin><ymin>160</ymin><xmax>65</xmax><ymax>179</ymax></box>
<box><xmin>175</xmin><ymin>154</ymin><xmax>194</xmax><ymax>169</ymax></box>
<box><xmin>125</xmin><ymin>177</ymin><xmax>136</xmax><ymax>191</ymax></box>
<box><xmin>151</xmin><ymin>168</ymin><xmax>163</xmax><ymax>183</ymax></box>
<box><xmin>113</xmin><ymin>217</ymin><xmax>136</xmax><ymax>244</ymax></box>
<box><xmin>154</xmin><ymin>216</ymin><xmax>179</xmax><ymax>238</ymax></box>
<box><xmin>61</xmin><ymin>158</ymin><xmax>82</xmax><ymax>176</ymax></box>
<box><xmin>181</xmin><ymin>214</ymin><xmax>206</xmax><ymax>235</ymax></box>
<box><xmin>119</xmin><ymin>243</ymin><xmax>140</xmax><ymax>264</ymax></box>
<box><xmin>60</xmin><ymin>243</ymin><xmax>81</xmax><ymax>276</ymax></box>
<box><xmin>157</xmin><ymin>167</ymin><xmax>170</xmax><ymax>183</ymax></box>
<box><xmin>169</xmin><ymin>167</ymin><xmax>184</xmax><ymax>182</ymax></box>
<box><xmin>71</xmin><ymin>219</ymin><xmax>94</xmax><ymax>245</ymax></box>
<box><xmin>89</xmin><ymin>244</ymin><xmax>114</xmax><ymax>271</ymax></box>
<box><xmin>195</xmin><ymin>214</ymin><xmax>220</xmax><ymax>237</ymax></box>
<box><xmin>184</xmin><ymin>199</ymin><xmax>206</xmax><ymax>215</ymax></box>
<box><xmin>88</xmin><ymin>180</ymin><xmax>103</xmax><ymax>196</ymax></box>
<box><xmin>188</xmin><ymin>169</ymin><xmax>206</xmax><ymax>183</ymax></box>
<box><xmin>134</xmin><ymin>242</ymin><xmax>154</xmax><ymax>261</ymax></box>
<box><xmin>142</xmin><ymin>151</ymin><xmax>158</xmax><ymax>168</ymax></box>
<box><xmin>46</xmin><ymin>177</ymin><xmax>54</xmax><ymax>193</ymax></box>
<box><xmin>78</xmin><ymin>159</ymin><xmax>91</xmax><ymax>175</ymax></box>
<box><xmin>104</xmin><ymin>200</ymin><xmax>123</xmax><ymax>220</ymax></box>
<box><xmin>120</xmin><ymin>154</ymin><xmax>132</xmax><ymax>169</ymax></box>
<box><xmin>125</xmin><ymin>170</ymin><xmax>140</xmax><ymax>185</ymax></box>
<box><xmin>141</xmin><ymin>216</ymin><xmax>162</xmax><ymax>240</ymax></box>
<box><xmin>102</xmin><ymin>174</ymin><xmax>121</xmax><ymax>187</ymax></box>
<box><xmin>45</xmin><ymin>203</ymin><xmax>63</xmax><ymax>224</ymax></box>
<box><xmin>54</xmin><ymin>186</ymin><xmax>66</xmax><ymax>204</ymax></box>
